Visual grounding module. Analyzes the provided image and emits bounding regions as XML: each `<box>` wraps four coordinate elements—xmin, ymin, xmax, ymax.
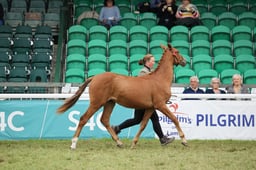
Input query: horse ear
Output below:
<box><xmin>160</xmin><ymin>44</ymin><xmax>167</xmax><ymax>50</ymax></box>
<box><xmin>167</xmin><ymin>43</ymin><xmax>172</xmax><ymax>50</ymax></box>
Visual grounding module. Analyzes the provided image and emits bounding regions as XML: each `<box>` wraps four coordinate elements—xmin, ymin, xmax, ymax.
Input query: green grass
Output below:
<box><xmin>0</xmin><ymin>139</ymin><xmax>255</xmax><ymax>170</ymax></box>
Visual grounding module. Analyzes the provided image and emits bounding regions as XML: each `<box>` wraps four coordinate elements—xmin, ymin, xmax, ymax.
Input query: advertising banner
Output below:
<box><xmin>0</xmin><ymin>100</ymin><xmax>255</xmax><ymax>140</ymax></box>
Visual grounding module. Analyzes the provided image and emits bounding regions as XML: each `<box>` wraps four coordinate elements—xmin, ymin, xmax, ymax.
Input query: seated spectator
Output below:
<box><xmin>206</xmin><ymin>77</ymin><xmax>226</xmax><ymax>94</ymax></box>
<box><xmin>206</xmin><ymin>77</ymin><xmax>226</xmax><ymax>100</ymax></box>
<box><xmin>226</xmin><ymin>74</ymin><xmax>249</xmax><ymax>94</ymax></box>
<box><xmin>150</xmin><ymin>0</ymin><xmax>163</xmax><ymax>13</ymax></box>
<box><xmin>157</xmin><ymin>0</ymin><xmax>177</xmax><ymax>29</ymax></box>
<box><xmin>0</xmin><ymin>3</ymin><xmax>4</xmax><ymax>25</ymax></box>
<box><xmin>175</xmin><ymin>0</ymin><xmax>201</xmax><ymax>29</ymax></box>
<box><xmin>182</xmin><ymin>76</ymin><xmax>204</xmax><ymax>100</ymax></box>
<box><xmin>99</xmin><ymin>0</ymin><xmax>121</xmax><ymax>29</ymax></box>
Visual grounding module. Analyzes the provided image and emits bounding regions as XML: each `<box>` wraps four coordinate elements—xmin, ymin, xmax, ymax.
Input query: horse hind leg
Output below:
<box><xmin>131</xmin><ymin>109</ymin><xmax>154</xmax><ymax>149</ymax></box>
<box><xmin>100</xmin><ymin>101</ymin><xmax>123</xmax><ymax>147</ymax></box>
<box><xmin>158</xmin><ymin>105</ymin><xmax>188</xmax><ymax>146</ymax></box>
<box><xmin>71</xmin><ymin>104</ymin><xmax>101</xmax><ymax>150</ymax></box>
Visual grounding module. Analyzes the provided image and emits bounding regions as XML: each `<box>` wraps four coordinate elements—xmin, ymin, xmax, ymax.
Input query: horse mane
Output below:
<box><xmin>150</xmin><ymin>46</ymin><xmax>172</xmax><ymax>75</ymax></box>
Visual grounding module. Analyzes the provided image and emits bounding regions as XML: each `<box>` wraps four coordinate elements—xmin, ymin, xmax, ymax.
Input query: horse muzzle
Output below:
<box><xmin>180</xmin><ymin>59</ymin><xmax>187</xmax><ymax>67</ymax></box>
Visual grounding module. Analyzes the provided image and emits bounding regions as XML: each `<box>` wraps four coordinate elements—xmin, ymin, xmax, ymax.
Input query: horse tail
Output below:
<box><xmin>57</xmin><ymin>77</ymin><xmax>93</xmax><ymax>113</ymax></box>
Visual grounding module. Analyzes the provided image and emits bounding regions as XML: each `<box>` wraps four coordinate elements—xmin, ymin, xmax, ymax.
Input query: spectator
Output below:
<box><xmin>182</xmin><ymin>76</ymin><xmax>204</xmax><ymax>99</ymax></box>
<box><xmin>99</xmin><ymin>0</ymin><xmax>121</xmax><ymax>29</ymax></box>
<box><xmin>157</xmin><ymin>0</ymin><xmax>177</xmax><ymax>29</ymax></box>
<box><xmin>226</xmin><ymin>74</ymin><xmax>249</xmax><ymax>94</ymax></box>
<box><xmin>0</xmin><ymin>3</ymin><xmax>4</xmax><ymax>25</ymax></box>
<box><xmin>111</xmin><ymin>54</ymin><xmax>175</xmax><ymax>146</ymax></box>
<box><xmin>175</xmin><ymin>0</ymin><xmax>201</xmax><ymax>29</ymax></box>
<box><xmin>206</xmin><ymin>77</ymin><xmax>226</xmax><ymax>94</ymax></box>
<box><xmin>150</xmin><ymin>0</ymin><xmax>162</xmax><ymax>13</ymax></box>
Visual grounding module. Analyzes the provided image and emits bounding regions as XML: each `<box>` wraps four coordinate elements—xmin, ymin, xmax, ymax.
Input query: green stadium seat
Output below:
<box><xmin>211</xmin><ymin>25</ymin><xmax>231</xmax><ymax>41</ymax></box>
<box><xmin>171</xmin><ymin>40</ymin><xmax>190</xmax><ymax>56</ymax></box>
<box><xmin>0</xmin><ymin>25</ymin><xmax>13</xmax><ymax>39</ymax></box>
<box><xmin>44</xmin><ymin>13</ymin><xmax>60</xmax><ymax>29</ymax></box>
<box><xmin>87</xmin><ymin>54</ymin><xmax>107</xmax><ymax>71</ymax></box>
<box><xmin>170</xmin><ymin>25</ymin><xmax>189</xmax><ymax>42</ymax></box>
<box><xmin>109</xmin><ymin>54</ymin><xmax>128</xmax><ymax>71</ymax></box>
<box><xmin>190</xmin><ymin>25</ymin><xmax>210</xmax><ymax>42</ymax></box>
<box><xmin>29</xmin><ymin>68</ymin><xmax>48</xmax><ymax>82</ymax></box>
<box><xmin>229</xmin><ymin>2</ymin><xmax>249</xmax><ymax>16</ymax></box>
<box><xmin>191</xmin><ymin>40</ymin><xmax>211</xmax><ymax>57</ymax></box>
<box><xmin>80</xmin><ymin>18</ymin><xmax>99</xmax><ymax>30</ymax></box>
<box><xmin>68</xmin><ymin>25</ymin><xmax>87</xmax><ymax>41</ymax></box>
<box><xmin>238</xmin><ymin>12</ymin><xmax>256</xmax><ymax>29</ymax></box>
<box><xmin>5</xmin><ymin>12</ymin><xmax>24</xmax><ymax>27</ymax></box>
<box><xmin>0</xmin><ymin>52</ymin><xmax>11</xmax><ymax>67</ymax></box>
<box><xmin>11</xmin><ymin>54</ymin><xmax>30</xmax><ymax>68</ymax></box>
<box><xmin>65</xmin><ymin>68</ymin><xmax>85</xmax><ymax>83</ymax></box>
<box><xmin>89</xmin><ymin>25</ymin><xmax>108</xmax><ymax>41</ymax></box>
<box><xmin>47</xmin><ymin>0</ymin><xmax>63</xmax><ymax>13</ymax></box>
<box><xmin>31</xmin><ymin>53</ymin><xmax>52</xmax><ymax>70</ymax></box>
<box><xmin>34</xmin><ymin>25</ymin><xmax>53</xmax><ymax>40</ymax></box>
<box><xmin>198</xmin><ymin>69</ymin><xmax>219</xmax><ymax>85</ymax></box>
<box><xmin>217</xmin><ymin>12</ymin><xmax>237</xmax><ymax>29</ymax></box>
<box><xmin>67</xmin><ymin>39</ymin><xmax>86</xmax><ymax>55</ymax></box>
<box><xmin>139</xmin><ymin>12</ymin><xmax>157</xmax><ymax>30</ymax></box>
<box><xmin>66</xmin><ymin>54</ymin><xmax>86</xmax><ymax>71</ymax></box>
<box><xmin>149</xmin><ymin>40</ymin><xmax>167</xmax><ymax>55</ymax></box>
<box><xmin>235</xmin><ymin>54</ymin><xmax>255</xmax><ymax>74</ymax></box>
<box><xmin>88</xmin><ymin>39</ymin><xmax>107</xmax><ymax>56</ymax></box>
<box><xmin>131</xmin><ymin>68</ymin><xmax>141</xmax><ymax>77</ymax></box>
<box><xmin>109</xmin><ymin>25</ymin><xmax>128</xmax><ymax>42</ymax></box>
<box><xmin>232</xmin><ymin>25</ymin><xmax>252</xmax><ymax>41</ymax></box>
<box><xmin>33</xmin><ymin>39</ymin><xmax>52</xmax><ymax>54</ymax></box>
<box><xmin>149</xmin><ymin>25</ymin><xmax>169</xmax><ymax>42</ymax></box>
<box><xmin>153</xmin><ymin>53</ymin><xmax>162</xmax><ymax>68</ymax></box>
<box><xmin>129</xmin><ymin>40</ymin><xmax>148</xmax><ymax>56</ymax></box>
<box><xmin>10</xmin><ymin>0</ymin><xmax>27</xmax><ymax>13</ymax></box>
<box><xmin>8</xmin><ymin>67</ymin><xmax>30</xmax><ymax>82</ymax></box>
<box><xmin>0</xmin><ymin>38</ymin><xmax>12</xmax><ymax>54</ymax></box>
<box><xmin>214</xmin><ymin>54</ymin><xmax>234</xmax><ymax>74</ymax></box>
<box><xmin>129</xmin><ymin>54</ymin><xmax>144</xmax><ymax>72</ymax></box>
<box><xmin>29</xmin><ymin>0</ymin><xmax>46</xmax><ymax>13</ymax></box>
<box><xmin>212</xmin><ymin>40</ymin><xmax>232</xmax><ymax>57</ymax></box>
<box><xmin>129</xmin><ymin>25</ymin><xmax>148</xmax><ymax>42</ymax></box>
<box><xmin>94</xmin><ymin>1</ymin><xmax>104</xmax><ymax>14</ymax></box>
<box><xmin>120</xmin><ymin>12</ymin><xmax>138</xmax><ymax>30</ymax></box>
<box><xmin>175</xmin><ymin>68</ymin><xmax>195</xmax><ymax>84</ymax></box>
<box><xmin>87</xmin><ymin>68</ymin><xmax>105</xmax><ymax>78</ymax></box>
<box><xmin>13</xmin><ymin>38</ymin><xmax>32</xmax><ymax>54</ymax></box>
<box><xmin>220</xmin><ymin>69</ymin><xmax>240</xmax><ymax>84</ymax></box>
<box><xmin>192</xmin><ymin>54</ymin><xmax>212</xmax><ymax>74</ymax></box>
<box><xmin>194</xmin><ymin>4</ymin><xmax>208</xmax><ymax>15</ymax></box>
<box><xmin>208</xmin><ymin>0</ymin><xmax>228</xmax><ymax>16</ymax></box>
<box><xmin>250</xmin><ymin>2</ymin><xmax>256</xmax><ymax>13</ymax></box>
<box><xmin>108</xmin><ymin>40</ymin><xmax>127</xmax><ymax>56</ymax></box>
<box><xmin>243</xmin><ymin>69</ymin><xmax>256</xmax><ymax>85</ymax></box>
<box><xmin>233</xmin><ymin>40</ymin><xmax>253</xmax><ymax>57</ymax></box>
<box><xmin>110</xmin><ymin>68</ymin><xmax>129</xmax><ymax>76</ymax></box>
<box><xmin>200</xmin><ymin>12</ymin><xmax>217</xmax><ymax>30</ymax></box>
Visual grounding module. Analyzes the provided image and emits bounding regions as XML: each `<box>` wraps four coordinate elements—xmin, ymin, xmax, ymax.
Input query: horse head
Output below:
<box><xmin>161</xmin><ymin>44</ymin><xmax>186</xmax><ymax>66</ymax></box>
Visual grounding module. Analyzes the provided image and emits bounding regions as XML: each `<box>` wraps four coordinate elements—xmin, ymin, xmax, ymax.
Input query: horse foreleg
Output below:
<box><xmin>100</xmin><ymin>101</ymin><xmax>123</xmax><ymax>147</ymax></box>
<box><xmin>131</xmin><ymin>109</ymin><xmax>154</xmax><ymax>149</ymax></box>
<box><xmin>158</xmin><ymin>105</ymin><xmax>187</xmax><ymax>146</ymax></box>
<box><xmin>71</xmin><ymin>104</ymin><xmax>101</xmax><ymax>150</ymax></box>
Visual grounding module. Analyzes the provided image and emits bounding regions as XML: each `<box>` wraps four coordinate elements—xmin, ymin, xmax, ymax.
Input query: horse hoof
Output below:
<box><xmin>181</xmin><ymin>142</ymin><xmax>188</xmax><ymax>147</ymax></box>
<box><xmin>117</xmin><ymin>143</ymin><xmax>123</xmax><ymax>148</ymax></box>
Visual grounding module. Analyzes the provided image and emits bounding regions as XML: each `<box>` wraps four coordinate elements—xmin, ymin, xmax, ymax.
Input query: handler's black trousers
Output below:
<box><xmin>118</xmin><ymin>109</ymin><xmax>164</xmax><ymax>139</ymax></box>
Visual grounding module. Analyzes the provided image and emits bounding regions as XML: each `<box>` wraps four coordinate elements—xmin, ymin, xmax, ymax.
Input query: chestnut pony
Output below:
<box><xmin>57</xmin><ymin>44</ymin><xmax>187</xmax><ymax>149</ymax></box>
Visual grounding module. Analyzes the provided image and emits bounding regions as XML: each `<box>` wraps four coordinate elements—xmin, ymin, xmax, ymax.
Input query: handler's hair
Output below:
<box><xmin>138</xmin><ymin>54</ymin><xmax>154</xmax><ymax>65</ymax></box>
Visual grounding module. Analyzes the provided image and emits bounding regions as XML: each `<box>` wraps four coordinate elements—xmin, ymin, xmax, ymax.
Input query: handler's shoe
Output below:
<box><xmin>160</xmin><ymin>136</ymin><xmax>175</xmax><ymax>146</ymax></box>
<box><xmin>111</xmin><ymin>125</ymin><xmax>121</xmax><ymax>135</ymax></box>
